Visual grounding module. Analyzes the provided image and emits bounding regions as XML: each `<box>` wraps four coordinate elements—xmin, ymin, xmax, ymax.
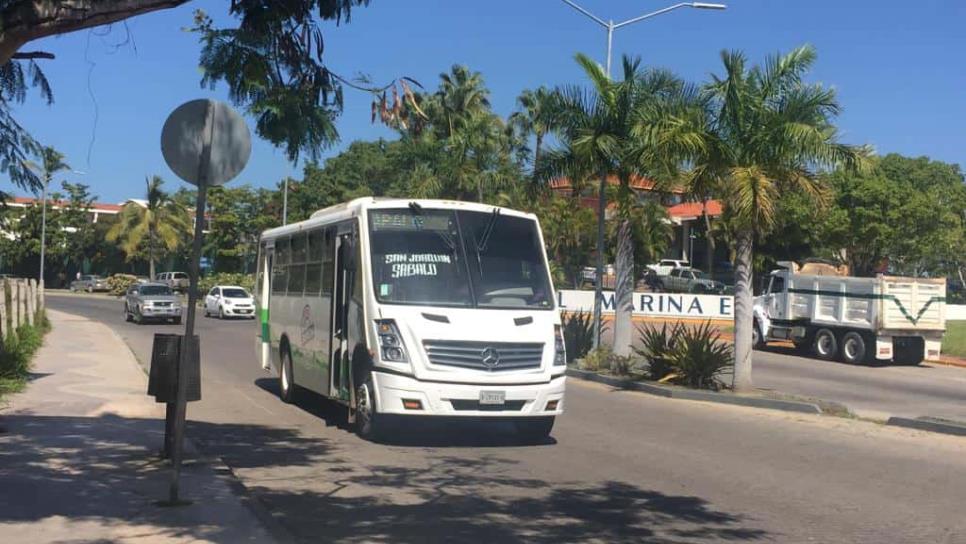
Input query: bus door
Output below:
<box><xmin>330</xmin><ymin>226</ymin><xmax>356</xmax><ymax>402</ymax></box>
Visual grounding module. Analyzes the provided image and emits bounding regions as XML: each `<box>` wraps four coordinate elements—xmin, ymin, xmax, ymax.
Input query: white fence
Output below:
<box><xmin>0</xmin><ymin>278</ymin><xmax>45</xmax><ymax>338</ymax></box>
<box><xmin>557</xmin><ymin>291</ymin><xmax>966</xmax><ymax>322</ymax></box>
<box><xmin>948</xmin><ymin>304</ymin><xmax>966</xmax><ymax>321</ymax></box>
<box><xmin>557</xmin><ymin>290</ymin><xmax>734</xmax><ymax>320</ymax></box>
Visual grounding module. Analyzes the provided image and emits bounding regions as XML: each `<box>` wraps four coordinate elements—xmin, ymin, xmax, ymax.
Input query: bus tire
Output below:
<box><xmin>355</xmin><ymin>372</ymin><xmax>383</xmax><ymax>442</ymax></box>
<box><xmin>279</xmin><ymin>346</ymin><xmax>296</xmax><ymax>404</ymax></box>
<box><xmin>812</xmin><ymin>328</ymin><xmax>838</xmax><ymax>360</ymax></box>
<box><xmin>515</xmin><ymin>416</ymin><xmax>555</xmax><ymax>441</ymax></box>
<box><xmin>840</xmin><ymin>332</ymin><xmax>867</xmax><ymax>365</ymax></box>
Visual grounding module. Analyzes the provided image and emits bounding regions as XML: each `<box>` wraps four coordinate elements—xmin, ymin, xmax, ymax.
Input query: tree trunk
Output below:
<box><xmin>591</xmin><ymin>172</ymin><xmax>607</xmax><ymax>350</ymax></box>
<box><xmin>0</xmin><ymin>0</ymin><xmax>189</xmax><ymax>65</ymax></box>
<box><xmin>703</xmin><ymin>206</ymin><xmax>715</xmax><ymax>279</ymax></box>
<box><xmin>613</xmin><ymin>218</ymin><xmax>635</xmax><ymax>357</ymax></box>
<box><xmin>732</xmin><ymin>227</ymin><xmax>754</xmax><ymax>392</ymax></box>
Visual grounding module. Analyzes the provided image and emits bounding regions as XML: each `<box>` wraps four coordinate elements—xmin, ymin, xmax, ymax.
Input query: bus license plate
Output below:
<box><xmin>479</xmin><ymin>391</ymin><xmax>505</xmax><ymax>405</ymax></box>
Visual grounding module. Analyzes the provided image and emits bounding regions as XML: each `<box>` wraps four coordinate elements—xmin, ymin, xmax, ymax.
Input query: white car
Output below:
<box><xmin>204</xmin><ymin>285</ymin><xmax>256</xmax><ymax>319</ymax></box>
<box><xmin>647</xmin><ymin>259</ymin><xmax>690</xmax><ymax>277</ymax></box>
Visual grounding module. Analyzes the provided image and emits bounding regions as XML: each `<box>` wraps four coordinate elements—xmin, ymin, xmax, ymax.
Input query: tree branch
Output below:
<box><xmin>0</xmin><ymin>0</ymin><xmax>190</xmax><ymax>65</ymax></box>
<box><xmin>11</xmin><ymin>51</ymin><xmax>55</xmax><ymax>60</ymax></box>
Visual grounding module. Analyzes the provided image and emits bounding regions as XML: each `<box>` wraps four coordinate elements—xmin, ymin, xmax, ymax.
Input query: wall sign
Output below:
<box><xmin>557</xmin><ymin>290</ymin><xmax>734</xmax><ymax>320</ymax></box>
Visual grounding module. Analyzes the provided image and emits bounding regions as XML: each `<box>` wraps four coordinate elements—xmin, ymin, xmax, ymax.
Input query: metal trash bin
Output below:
<box><xmin>148</xmin><ymin>333</ymin><xmax>201</xmax><ymax>403</ymax></box>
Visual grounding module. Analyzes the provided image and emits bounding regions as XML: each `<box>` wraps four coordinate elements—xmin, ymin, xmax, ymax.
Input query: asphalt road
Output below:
<box><xmin>48</xmin><ymin>292</ymin><xmax>966</xmax><ymax>543</ymax></box>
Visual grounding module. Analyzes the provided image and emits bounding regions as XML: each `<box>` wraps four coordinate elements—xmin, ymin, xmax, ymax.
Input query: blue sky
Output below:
<box><xmin>12</xmin><ymin>0</ymin><xmax>966</xmax><ymax>203</ymax></box>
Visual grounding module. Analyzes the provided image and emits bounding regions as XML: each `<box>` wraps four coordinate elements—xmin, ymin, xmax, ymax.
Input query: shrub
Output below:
<box><xmin>107</xmin><ymin>274</ymin><xmax>139</xmax><ymax>296</ymax></box>
<box><xmin>580</xmin><ymin>345</ymin><xmax>612</xmax><ymax>372</ymax></box>
<box><xmin>0</xmin><ymin>310</ymin><xmax>50</xmax><ymax>397</ymax></box>
<box><xmin>562</xmin><ymin>311</ymin><xmax>593</xmax><ymax>364</ymax></box>
<box><xmin>667</xmin><ymin>321</ymin><xmax>733</xmax><ymax>390</ymax></box>
<box><xmin>634</xmin><ymin>322</ymin><xmax>682</xmax><ymax>381</ymax></box>
<box><xmin>579</xmin><ymin>345</ymin><xmax>641</xmax><ymax>377</ymax></box>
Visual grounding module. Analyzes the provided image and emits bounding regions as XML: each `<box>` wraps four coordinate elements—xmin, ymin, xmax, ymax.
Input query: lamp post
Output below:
<box><xmin>560</xmin><ymin>0</ymin><xmax>726</xmax><ymax>348</ymax></box>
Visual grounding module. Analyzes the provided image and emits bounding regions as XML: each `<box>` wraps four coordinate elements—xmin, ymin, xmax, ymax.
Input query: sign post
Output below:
<box><xmin>159</xmin><ymin>99</ymin><xmax>251</xmax><ymax>505</ymax></box>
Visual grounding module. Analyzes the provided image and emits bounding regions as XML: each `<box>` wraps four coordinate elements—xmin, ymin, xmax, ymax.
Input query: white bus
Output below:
<box><xmin>254</xmin><ymin>198</ymin><xmax>566</xmax><ymax>440</ymax></box>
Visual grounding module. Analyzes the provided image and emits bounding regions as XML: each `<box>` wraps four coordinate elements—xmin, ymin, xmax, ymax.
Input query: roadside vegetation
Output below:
<box><xmin>943</xmin><ymin>322</ymin><xmax>966</xmax><ymax>359</ymax></box>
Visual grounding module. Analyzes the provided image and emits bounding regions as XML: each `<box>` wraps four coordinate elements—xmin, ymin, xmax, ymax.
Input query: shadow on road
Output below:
<box><xmin>0</xmin><ymin>410</ymin><xmax>771</xmax><ymax>543</ymax></box>
<box><xmin>0</xmin><ymin>412</ymin><xmax>323</xmax><ymax>541</ymax></box>
<box><xmin>255</xmin><ymin>377</ymin><xmax>559</xmax><ymax>448</ymax></box>
<box><xmin>254</xmin><ymin>455</ymin><xmax>770</xmax><ymax>543</ymax></box>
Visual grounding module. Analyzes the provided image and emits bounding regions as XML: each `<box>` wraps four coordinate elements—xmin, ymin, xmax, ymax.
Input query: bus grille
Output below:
<box><xmin>423</xmin><ymin>340</ymin><xmax>544</xmax><ymax>372</ymax></box>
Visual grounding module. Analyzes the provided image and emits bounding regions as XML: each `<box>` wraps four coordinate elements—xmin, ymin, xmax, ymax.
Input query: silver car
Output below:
<box><xmin>70</xmin><ymin>274</ymin><xmax>109</xmax><ymax>293</ymax></box>
<box><xmin>123</xmin><ymin>282</ymin><xmax>183</xmax><ymax>324</ymax></box>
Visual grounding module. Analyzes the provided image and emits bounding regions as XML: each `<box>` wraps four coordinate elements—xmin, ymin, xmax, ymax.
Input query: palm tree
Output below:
<box><xmin>509</xmin><ymin>87</ymin><xmax>554</xmax><ymax>193</ymax></box>
<box><xmin>107</xmin><ymin>176</ymin><xmax>191</xmax><ymax>279</ymax></box>
<box><xmin>436</xmin><ymin>65</ymin><xmax>491</xmax><ymax>138</ymax></box>
<box><xmin>689</xmin><ymin>45</ymin><xmax>866</xmax><ymax>391</ymax></box>
<box><xmin>24</xmin><ymin>146</ymin><xmax>70</xmax><ymax>283</ymax></box>
<box><xmin>541</xmin><ymin>54</ymin><xmax>693</xmax><ymax>356</ymax></box>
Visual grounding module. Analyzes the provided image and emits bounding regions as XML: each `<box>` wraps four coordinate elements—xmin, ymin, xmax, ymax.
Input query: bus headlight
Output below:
<box><xmin>376</xmin><ymin>319</ymin><xmax>408</xmax><ymax>363</ymax></box>
<box><xmin>554</xmin><ymin>324</ymin><xmax>566</xmax><ymax>366</ymax></box>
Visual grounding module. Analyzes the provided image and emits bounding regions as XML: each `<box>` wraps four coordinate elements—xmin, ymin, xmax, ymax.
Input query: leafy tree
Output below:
<box><xmin>533</xmin><ymin>195</ymin><xmax>597</xmax><ymax>288</ymax></box>
<box><xmin>821</xmin><ymin>154</ymin><xmax>966</xmax><ymax>278</ymax></box>
<box><xmin>2</xmin><ymin>1</ymin><xmax>377</xmax><ymax>191</ymax></box>
<box><xmin>60</xmin><ymin>181</ymin><xmax>99</xmax><ymax>275</ymax></box>
<box><xmin>541</xmin><ymin>54</ymin><xmax>692</xmax><ymax>357</ymax></box>
<box><xmin>204</xmin><ymin>185</ymin><xmax>276</xmax><ymax>273</ymax></box>
<box><xmin>509</xmin><ymin>86</ymin><xmax>555</xmax><ymax>193</ymax></box>
<box><xmin>107</xmin><ymin>176</ymin><xmax>191</xmax><ymax>279</ymax></box>
<box><xmin>687</xmin><ymin>45</ymin><xmax>866</xmax><ymax>391</ymax></box>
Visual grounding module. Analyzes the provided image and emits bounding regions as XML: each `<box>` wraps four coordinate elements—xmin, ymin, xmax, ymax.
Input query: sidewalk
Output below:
<box><xmin>0</xmin><ymin>310</ymin><xmax>276</xmax><ymax>543</ymax></box>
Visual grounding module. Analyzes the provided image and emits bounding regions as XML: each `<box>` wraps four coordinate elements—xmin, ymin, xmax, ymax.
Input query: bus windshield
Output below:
<box><xmin>368</xmin><ymin>208</ymin><xmax>553</xmax><ymax>309</ymax></box>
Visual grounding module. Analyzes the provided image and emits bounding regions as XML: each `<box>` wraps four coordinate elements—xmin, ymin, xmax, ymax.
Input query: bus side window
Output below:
<box><xmin>272</xmin><ymin>237</ymin><xmax>289</xmax><ymax>295</ymax></box>
<box><xmin>321</xmin><ymin>228</ymin><xmax>335</xmax><ymax>295</ymax></box>
<box><xmin>305</xmin><ymin>229</ymin><xmax>324</xmax><ymax>296</ymax></box>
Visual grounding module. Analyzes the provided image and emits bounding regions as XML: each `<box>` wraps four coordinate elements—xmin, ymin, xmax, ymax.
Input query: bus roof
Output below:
<box><xmin>260</xmin><ymin>197</ymin><xmax>539</xmax><ymax>240</ymax></box>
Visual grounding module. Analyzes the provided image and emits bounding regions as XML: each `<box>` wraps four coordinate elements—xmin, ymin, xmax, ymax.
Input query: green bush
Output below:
<box><xmin>562</xmin><ymin>311</ymin><xmax>594</xmax><ymax>364</ymax></box>
<box><xmin>0</xmin><ymin>311</ymin><xmax>50</xmax><ymax>398</ymax></box>
<box><xmin>667</xmin><ymin>321</ymin><xmax>733</xmax><ymax>390</ymax></box>
<box><xmin>634</xmin><ymin>322</ymin><xmax>682</xmax><ymax>381</ymax></box>
<box><xmin>579</xmin><ymin>345</ymin><xmax>641</xmax><ymax>377</ymax></box>
<box><xmin>107</xmin><ymin>274</ymin><xmax>139</xmax><ymax>296</ymax></box>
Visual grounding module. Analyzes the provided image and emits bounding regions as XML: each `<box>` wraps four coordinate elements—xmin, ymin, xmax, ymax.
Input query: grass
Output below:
<box><xmin>0</xmin><ymin>312</ymin><xmax>50</xmax><ymax>400</ymax></box>
<box><xmin>943</xmin><ymin>321</ymin><xmax>966</xmax><ymax>358</ymax></box>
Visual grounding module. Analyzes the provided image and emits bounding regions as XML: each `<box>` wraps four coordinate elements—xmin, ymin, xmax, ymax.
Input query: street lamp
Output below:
<box><xmin>561</xmin><ymin>1</ymin><xmax>727</xmax><ymax>77</ymax></box>
<box><xmin>560</xmin><ymin>0</ymin><xmax>726</xmax><ymax>348</ymax></box>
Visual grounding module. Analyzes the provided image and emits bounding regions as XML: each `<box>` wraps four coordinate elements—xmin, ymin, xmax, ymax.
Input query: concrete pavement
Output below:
<box><xmin>44</xmin><ymin>293</ymin><xmax>966</xmax><ymax>543</ymax></box>
<box><xmin>0</xmin><ymin>309</ymin><xmax>276</xmax><ymax>543</ymax></box>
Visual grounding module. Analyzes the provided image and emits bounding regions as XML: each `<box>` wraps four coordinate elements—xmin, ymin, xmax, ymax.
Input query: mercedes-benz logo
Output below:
<box><xmin>480</xmin><ymin>347</ymin><xmax>501</xmax><ymax>369</ymax></box>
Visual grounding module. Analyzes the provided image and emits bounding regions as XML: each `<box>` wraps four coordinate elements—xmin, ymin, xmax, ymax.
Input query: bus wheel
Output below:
<box><xmin>355</xmin><ymin>374</ymin><xmax>383</xmax><ymax>441</ymax></box>
<box><xmin>279</xmin><ymin>348</ymin><xmax>296</xmax><ymax>404</ymax></box>
<box><xmin>515</xmin><ymin>417</ymin><xmax>555</xmax><ymax>442</ymax></box>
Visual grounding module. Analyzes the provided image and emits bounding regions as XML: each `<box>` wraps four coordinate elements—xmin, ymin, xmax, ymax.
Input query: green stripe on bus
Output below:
<box><xmin>785</xmin><ymin>288</ymin><xmax>945</xmax><ymax>326</ymax></box>
<box><xmin>260</xmin><ymin>307</ymin><xmax>270</xmax><ymax>341</ymax></box>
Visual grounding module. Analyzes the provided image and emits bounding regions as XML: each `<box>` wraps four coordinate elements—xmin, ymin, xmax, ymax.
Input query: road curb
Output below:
<box><xmin>566</xmin><ymin>368</ymin><xmax>822</xmax><ymax>414</ymax></box>
<box><xmin>885</xmin><ymin>416</ymin><xmax>966</xmax><ymax>437</ymax></box>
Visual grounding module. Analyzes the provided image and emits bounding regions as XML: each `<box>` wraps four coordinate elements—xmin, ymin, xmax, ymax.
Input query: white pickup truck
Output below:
<box><xmin>753</xmin><ymin>262</ymin><xmax>946</xmax><ymax>365</ymax></box>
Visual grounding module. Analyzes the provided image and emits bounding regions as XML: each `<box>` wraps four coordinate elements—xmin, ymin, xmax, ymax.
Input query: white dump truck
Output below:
<box><xmin>752</xmin><ymin>261</ymin><xmax>946</xmax><ymax>365</ymax></box>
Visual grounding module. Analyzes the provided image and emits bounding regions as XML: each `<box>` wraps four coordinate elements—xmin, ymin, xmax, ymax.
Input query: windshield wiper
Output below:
<box><xmin>408</xmin><ymin>201</ymin><xmax>456</xmax><ymax>252</ymax></box>
<box><xmin>474</xmin><ymin>208</ymin><xmax>501</xmax><ymax>278</ymax></box>
<box><xmin>475</xmin><ymin>208</ymin><xmax>501</xmax><ymax>254</ymax></box>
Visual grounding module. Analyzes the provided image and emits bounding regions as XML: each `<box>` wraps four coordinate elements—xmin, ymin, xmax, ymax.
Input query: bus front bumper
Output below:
<box><xmin>372</xmin><ymin>371</ymin><xmax>566</xmax><ymax>417</ymax></box>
